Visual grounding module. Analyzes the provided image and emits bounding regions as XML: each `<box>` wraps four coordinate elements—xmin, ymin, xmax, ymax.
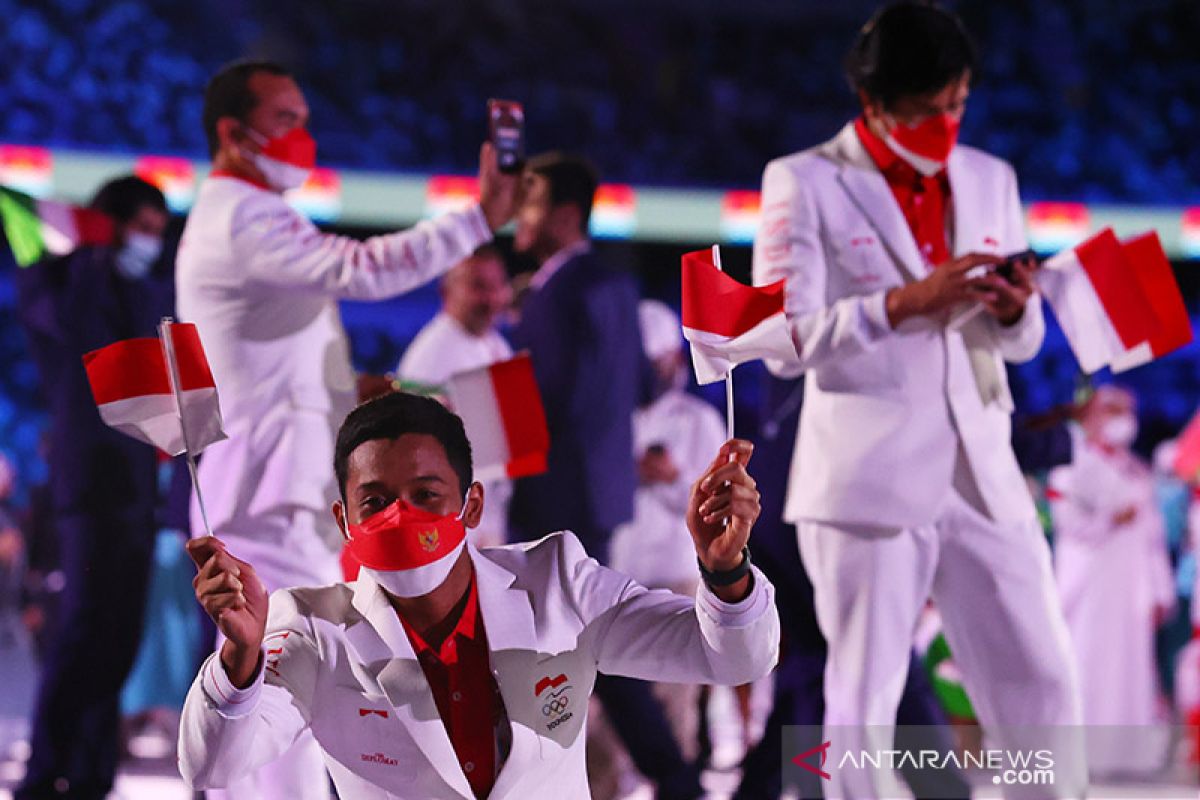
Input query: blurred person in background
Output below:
<box><xmin>1049</xmin><ymin>384</ymin><xmax>1174</xmax><ymax>775</ymax></box>
<box><xmin>605</xmin><ymin>300</ymin><xmax>726</xmax><ymax>770</ymax></box>
<box><xmin>176</xmin><ymin>59</ymin><xmax>519</xmax><ymax>799</ymax></box>
<box><xmin>13</xmin><ymin>175</ymin><xmax>171</xmax><ymax>800</ymax></box>
<box><xmin>396</xmin><ymin>245</ymin><xmax>514</xmax><ymax>546</ymax></box>
<box><xmin>752</xmin><ymin>3</ymin><xmax>1082</xmax><ymax>796</ymax></box>
<box><xmin>508</xmin><ymin>153</ymin><xmax>703</xmax><ymax>799</ymax></box>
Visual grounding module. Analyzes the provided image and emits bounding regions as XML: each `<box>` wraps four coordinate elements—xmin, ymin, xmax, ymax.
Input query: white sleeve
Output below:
<box><xmin>984</xmin><ymin>162</ymin><xmax>1045</xmax><ymax>363</ymax></box>
<box><xmin>563</xmin><ymin>533</ymin><xmax>779</xmax><ymax>685</ymax></box>
<box><xmin>753</xmin><ymin>159</ymin><xmax>892</xmax><ymax>379</ymax></box>
<box><xmin>232</xmin><ymin>193</ymin><xmax>492</xmax><ymax>301</ymax></box>
<box><xmin>178</xmin><ymin>593</ymin><xmax>319</xmax><ymax>790</ymax></box>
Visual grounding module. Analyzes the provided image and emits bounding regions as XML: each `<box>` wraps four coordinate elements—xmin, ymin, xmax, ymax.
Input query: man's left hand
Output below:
<box><xmin>686</xmin><ymin>440</ymin><xmax>759</xmax><ymax>602</ymax></box>
<box><xmin>971</xmin><ymin>254</ymin><xmax>1036</xmax><ymax>325</ymax></box>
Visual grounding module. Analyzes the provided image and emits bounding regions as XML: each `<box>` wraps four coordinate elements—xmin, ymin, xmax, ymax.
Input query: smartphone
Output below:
<box><xmin>488</xmin><ymin>99</ymin><xmax>525</xmax><ymax>174</ymax></box>
<box><xmin>995</xmin><ymin>249</ymin><xmax>1039</xmax><ymax>283</ymax></box>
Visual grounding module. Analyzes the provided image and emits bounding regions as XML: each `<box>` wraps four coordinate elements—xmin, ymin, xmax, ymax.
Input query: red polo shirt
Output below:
<box><xmin>398</xmin><ymin>578</ymin><xmax>501</xmax><ymax>799</ymax></box>
<box><xmin>854</xmin><ymin>117</ymin><xmax>952</xmax><ymax>268</ymax></box>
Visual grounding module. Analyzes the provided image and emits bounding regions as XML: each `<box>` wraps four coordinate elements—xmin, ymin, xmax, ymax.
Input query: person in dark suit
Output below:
<box><xmin>509</xmin><ymin>153</ymin><xmax>702</xmax><ymax>799</ymax></box>
<box><xmin>13</xmin><ymin>176</ymin><xmax>172</xmax><ymax>800</ymax></box>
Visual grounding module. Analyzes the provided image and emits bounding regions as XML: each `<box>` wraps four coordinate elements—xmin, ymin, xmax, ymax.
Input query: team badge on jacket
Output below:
<box><xmin>535</xmin><ymin>674</ymin><xmax>573</xmax><ymax>731</ymax></box>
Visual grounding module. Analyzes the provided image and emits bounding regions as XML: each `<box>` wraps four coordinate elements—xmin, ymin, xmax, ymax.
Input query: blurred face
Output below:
<box><xmin>513</xmin><ymin>172</ymin><xmax>580</xmax><ymax>262</ymax></box>
<box><xmin>333</xmin><ymin>433</ymin><xmax>482</xmax><ymax>535</ymax></box>
<box><xmin>1082</xmin><ymin>388</ymin><xmax>1138</xmax><ymax>447</ymax></box>
<box><xmin>117</xmin><ymin>204</ymin><xmax>168</xmax><ymax>247</ymax></box>
<box><xmin>443</xmin><ymin>255</ymin><xmax>513</xmax><ymax>336</ymax></box>
<box><xmin>863</xmin><ymin>71</ymin><xmax>970</xmax><ymax>134</ymax></box>
<box><xmin>242</xmin><ymin>72</ymin><xmax>310</xmax><ymax>143</ymax></box>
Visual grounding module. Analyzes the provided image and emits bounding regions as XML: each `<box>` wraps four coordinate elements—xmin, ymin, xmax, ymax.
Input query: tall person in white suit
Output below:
<box><xmin>753</xmin><ymin>4</ymin><xmax>1082</xmax><ymax>796</ymax></box>
<box><xmin>175</xmin><ymin>60</ymin><xmax>520</xmax><ymax>799</ymax></box>
<box><xmin>178</xmin><ymin>391</ymin><xmax>779</xmax><ymax>799</ymax></box>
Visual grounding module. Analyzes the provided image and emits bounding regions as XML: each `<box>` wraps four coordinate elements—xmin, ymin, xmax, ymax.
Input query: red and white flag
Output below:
<box><xmin>82</xmin><ymin>322</ymin><xmax>226</xmax><ymax>456</ymax></box>
<box><xmin>1109</xmin><ymin>232</ymin><xmax>1192</xmax><ymax>372</ymax></box>
<box><xmin>680</xmin><ymin>248</ymin><xmax>794</xmax><ymax>384</ymax></box>
<box><xmin>1035</xmin><ymin>228</ymin><xmax>1159</xmax><ymax>374</ymax></box>
<box><xmin>443</xmin><ymin>353</ymin><xmax>549</xmax><ymax>481</ymax></box>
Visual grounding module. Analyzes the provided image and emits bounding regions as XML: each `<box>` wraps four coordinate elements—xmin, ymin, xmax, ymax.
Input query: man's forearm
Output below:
<box><xmin>220</xmin><ymin>640</ymin><xmax>263</xmax><ymax>689</ymax></box>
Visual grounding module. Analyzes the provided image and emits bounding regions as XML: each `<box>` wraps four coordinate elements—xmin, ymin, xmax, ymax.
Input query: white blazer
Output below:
<box><xmin>178</xmin><ymin>532</ymin><xmax>780</xmax><ymax>799</ymax></box>
<box><xmin>754</xmin><ymin>123</ymin><xmax>1043</xmax><ymax>529</ymax></box>
<box><xmin>176</xmin><ymin>177</ymin><xmax>492</xmax><ymax>540</ymax></box>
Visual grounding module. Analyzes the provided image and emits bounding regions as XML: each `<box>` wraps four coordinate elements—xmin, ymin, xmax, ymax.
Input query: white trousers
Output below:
<box><xmin>200</xmin><ymin>507</ymin><xmax>339</xmax><ymax>800</ymax></box>
<box><xmin>799</xmin><ymin>465</ymin><xmax>1084</xmax><ymax>799</ymax></box>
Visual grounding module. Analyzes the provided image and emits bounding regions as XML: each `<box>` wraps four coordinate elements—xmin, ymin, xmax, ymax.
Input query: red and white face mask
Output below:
<box><xmin>883</xmin><ymin>112</ymin><xmax>960</xmax><ymax>177</ymax></box>
<box><xmin>344</xmin><ymin>498</ymin><xmax>468</xmax><ymax>598</ymax></box>
<box><xmin>243</xmin><ymin>126</ymin><xmax>316</xmax><ymax>192</ymax></box>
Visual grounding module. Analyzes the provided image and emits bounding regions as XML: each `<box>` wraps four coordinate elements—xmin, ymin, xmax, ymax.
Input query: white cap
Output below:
<box><xmin>639</xmin><ymin>300</ymin><xmax>682</xmax><ymax>361</ymax></box>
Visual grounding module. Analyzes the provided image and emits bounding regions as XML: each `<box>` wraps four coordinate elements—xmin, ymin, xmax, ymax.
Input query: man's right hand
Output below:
<box><xmin>478</xmin><ymin>141</ymin><xmax>522</xmax><ymax>232</ymax></box>
<box><xmin>187</xmin><ymin>536</ymin><xmax>268</xmax><ymax>688</ymax></box>
<box><xmin>885</xmin><ymin>252</ymin><xmax>1003</xmax><ymax>327</ymax></box>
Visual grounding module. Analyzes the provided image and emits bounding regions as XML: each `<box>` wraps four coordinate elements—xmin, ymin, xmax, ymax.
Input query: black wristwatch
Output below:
<box><xmin>697</xmin><ymin>547</ymin><xmax>752</xmax><ymax>588</ymax></box>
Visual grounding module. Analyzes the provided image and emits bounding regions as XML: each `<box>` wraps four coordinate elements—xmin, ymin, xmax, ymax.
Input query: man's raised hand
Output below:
<box><xmin>187</xmin><ymin>536</ymin><xmax>268</xmax><ymax>688</ymax></box>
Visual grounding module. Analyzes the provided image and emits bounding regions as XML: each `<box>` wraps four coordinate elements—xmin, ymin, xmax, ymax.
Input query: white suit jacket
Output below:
<box><xmin>176</xmin><ymin>177</ymin><xmax>492</xmax><ymax>541</ymax></box>
<box><xmin>754</xmin><ymin>123</ymin><xmax>1043</xmax><ymax>529</ymax></box>
<box><xmin>178</xmin><ymin>532</ymin><xmax>779</xmax><ymax>799</ymax></box>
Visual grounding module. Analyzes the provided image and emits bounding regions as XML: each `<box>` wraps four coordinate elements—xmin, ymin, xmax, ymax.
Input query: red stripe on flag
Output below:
<box><xmin>681</xmin><ymin>249</ymin><xmax>784</xmax><ymax>338</ymax></box>
<box><xmin>1121</xmin><ymin>232</ymin><xmax>1192</xmax><ymax>359</ymax></box>
<box><xmin>82</xmin><ymin>338</ymin><xmax>169</xmax><ymax>405</ymax></box>
<box><xmin>1075</xmin><ymin>229</ymin><xmax>1157</xmax><ymax>349</ymax></box>
<box><xmin>72</xmin><ymin>206</ymin><xmax>115</xmax><ymax>246</ymax></box>
<box><xmin>169</xmin><ymin>323</ymin><xmax>217</xmax><ymax>391</ymax></box>
<box><xmin>488</xmin><ymin>354</ymin><xmax>549</xmax><ymax>479</ymax></box>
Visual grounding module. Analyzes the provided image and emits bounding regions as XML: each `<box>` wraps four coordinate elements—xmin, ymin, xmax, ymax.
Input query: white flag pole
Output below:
<box><xmin>159</xmin><ymin>316</ymin><xmax>214</xmax><ymax>538</ymax></box>
<box><xmin>711</xmin><ymin>244</ymin><xmax>735</xmax><ymax>442</ymax></box>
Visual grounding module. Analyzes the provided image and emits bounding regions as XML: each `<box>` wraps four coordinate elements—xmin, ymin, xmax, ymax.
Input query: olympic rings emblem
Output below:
<box><xmin>542</xmin><ymin>696</ymin><xmax>570</xmax><ymax>716</ymax></box>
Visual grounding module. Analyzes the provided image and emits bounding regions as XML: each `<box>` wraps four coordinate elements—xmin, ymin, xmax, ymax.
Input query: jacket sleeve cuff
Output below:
<box><xmin>200</xmin><ymin>650</ymin><xmax>265</xmax><ymax>719</ymax></box>
<box><xmin>463</xmin><ymin>204</ymin><xmax>494</xmax><ymax>246</ymax></box>
<box><xmin>697</xmin><ymin>565</ymin><xmax>773</xmax><ymax>628</ymax></box>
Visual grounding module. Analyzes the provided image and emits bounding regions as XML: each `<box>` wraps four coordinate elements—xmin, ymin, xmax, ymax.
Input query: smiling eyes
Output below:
<box><xmin>357</xmin><ymin>488</ymin><xmax>442</xmax><ymax>517</ymax></box>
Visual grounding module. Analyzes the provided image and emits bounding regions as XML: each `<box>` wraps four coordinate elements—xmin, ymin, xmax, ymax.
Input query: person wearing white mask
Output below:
<box><xmin>13</xmin><ymin>176</ymin><xmax>172</xmax><ymax>800</ymax></box>
<box><xmin>396</xmin><ymin>246</ymin><xmax>514</xmax><ymax>546</ymax></box>
<box><xmin>178</xmin><ymin>391</ymin><xmax>779</xmax><ymax>799</ymax></box>
<box><xmin>1048</xmin><ymin>385</ymin><xmax>1175</xmax><ymax>775</ymax></box>
<box><xmin>175</xmin><ymin>60</ymin><xmax>520</xmax><ymax>799</ymax></box>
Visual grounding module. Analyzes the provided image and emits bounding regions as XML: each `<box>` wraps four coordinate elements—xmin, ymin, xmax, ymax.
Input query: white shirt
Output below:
<box><xmin>176</xmin><ymin>176</ymin><xmax>492</xmax><ymax>547</ymax></box>
<box><xmin>528</xmin><ymin>240</ymin><xmax>590</xmax><ymax>291</ymax></box>
<box><xmin>397</xmin><ymin>311</ymin><xmax>514</xmax><ymax>546</ymax></box>
<box><xmin>178</xmin><ymin>532</ymin><xmax>780</xmax><ymax>799</ymax></box>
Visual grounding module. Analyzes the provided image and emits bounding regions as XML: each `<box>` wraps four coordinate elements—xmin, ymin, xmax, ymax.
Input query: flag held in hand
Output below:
<box><xmin>444</xmin><ymin>353</ymin><xmax>549</xmax><ymax>481</ymax></box>
<box><xmin>82</xmin><ymin>322</ymin><xmax>226</xmax><ymax>456</ymax></box>
<box><xmin>680</xmin><ymin>248</ymin><xmax>794</xmax><ymax>384</ymax></box>
<box><xmin>1108</xmin><ymin>232</ymin><xmax>1192</xmax><ymax>373</ymax></box>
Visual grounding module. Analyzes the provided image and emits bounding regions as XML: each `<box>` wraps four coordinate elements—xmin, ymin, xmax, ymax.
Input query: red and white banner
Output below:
<box><xmin>82</xmin><ymin>322</ymin><xmax>226</xmax><ymax>456</ymax></box>
<box><xmin>443</xmin><ymin>353</ymin><xmax>549</xmax><ymax>481</ymax></box>
<box><xmin>680</xmin><ymin>248</ymin><xmax>793</xmax><ymax>384</ymax></box>
<box><xmin>1109</xmin><ymin>231</ymin><xmax>1192</xmax><ymax>372</ymax></box>
<box><xmin>1035</xmin><ymin>228</ymin><xmax>1158</xmax><ymax>374</ymax></box>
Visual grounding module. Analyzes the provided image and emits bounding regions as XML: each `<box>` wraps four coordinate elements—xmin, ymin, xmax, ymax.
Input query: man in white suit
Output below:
<box><xmin>178</xmin><ymin>392</ymin><xmax>779</xmax><ymax>799</ymax></box>
<box><xmin>754</xmin><ymin>3</ymin><xmax>1082</xmax><ymax>795</ymax></box>
<box><xmin>176</xmin><ymin>59</ymin><xmax>519</xmax><ymax>798</ymax></box>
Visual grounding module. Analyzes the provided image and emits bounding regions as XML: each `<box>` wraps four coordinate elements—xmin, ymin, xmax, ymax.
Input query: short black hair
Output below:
<box><xmin>89</xmin><ymin>176</ymin><xmax>167</xmax><ymax>222</ymax></box>
<box><xmin>527</xmin><ymin>152</ymin><xmax>598</xmax><ymax>232</ymax></box>
<box><xmin>334</xmin><ymin>392</ymin><xmax>474</xmax><ymax>502</ymax></box>
<box><xmin>203</xmin><ymin>59</ymin><xmax>293</xmax><ymax>157</ymax></box>
<box><xmin>845</xmin><ymin>2</ymin><xmax>977</xmax><ymax>109</ymax></box>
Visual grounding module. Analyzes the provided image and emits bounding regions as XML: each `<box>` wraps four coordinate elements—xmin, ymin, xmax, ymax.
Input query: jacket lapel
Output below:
<box><xmin>830</xmin><ymin>123</ymin><xmax>926</xmax><ymax>283</ymax></box>
<box><xmin>947</xmin><ymin>149</ymin><xmax>980</xmax><ymax>258</ymax></box>
<box><xmin>348</xmin><ymin>574</ymin><xmax>475</xmax><ymax>799</ymax></box>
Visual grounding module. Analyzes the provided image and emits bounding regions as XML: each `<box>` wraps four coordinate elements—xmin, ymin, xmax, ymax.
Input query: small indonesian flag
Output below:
<box><xmin>0</xmin><ymin>186</ymin><xmax>114</xmax><ymax>267</ymax></box>
<box><xmin>589</xmin><ymin>184</ymin><xmax>637</xmax><ymax>239</ymax></box>
<box><xmin>82</xmin><ymin>322</ymin><xmax>226</xmax><ymax>456</ymax></box>
<box><xmin>425</xmin><ymin>175</ymin><xmax>480</xmax><ymax>217</ymax></box>
<box><xmin>285</xmin><ymin>166</ymin><xmax>342</xmax><ymax>222</ymax></box>
<box><xmin>681</xmin><ymin>248</ymin><xmax>794</xmax><ymax>384</ymax></box>
<box><xmin>1109</xmin><ymin>232</ymin><xmax>1192</xmax><ymax>372</ymax></box>
<box><xmin>443</xmin><ymin>354</ymin><xmax>549</xmax><ymax>481</ymax></box>
<box><xmin>719</xmin><ymin>190</ymin><xmax>762</xmax><ymax>245</ymax></box>
<box><xmin>135</xmin><ymin>155</ymin><xmax>196</xmax><ymax>212</ymax></box>
<box><xmin>0</xmin><ymin>145</ymin><xmax>54</xmax><ymax>198</ymax></box>
<box><xmin>1035</xmin><ymin>228</ymin><xmax>1158</xmax><ymax>374</ymax></box>
<box><xmin>1027</xmin><ymin>201</ymin><xmax>1090</xmax><ymax>252</ymax></box>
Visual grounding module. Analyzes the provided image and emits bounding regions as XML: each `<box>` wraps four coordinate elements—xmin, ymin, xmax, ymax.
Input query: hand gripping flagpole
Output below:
<box><xmin>159</xmin><ymin>316</ymin><xmax>214</xmax><ymax>537</ymax></box>
<box><xmin>711</xmin><ymin>244</ymin><xmax>735</xmax><ymax>442</ymax></box>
